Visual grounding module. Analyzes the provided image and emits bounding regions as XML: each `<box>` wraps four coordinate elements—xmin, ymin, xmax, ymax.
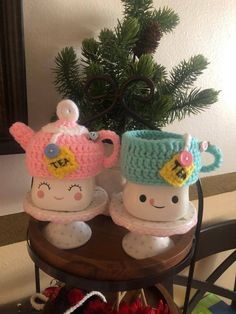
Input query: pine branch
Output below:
<box><xmin>150</xmin><ymin>93</ymin><xmax>173</xmax><ymax>125</ymax></box>
<box><xmin>152</xmin><ymin>7</ymin><xmax>179</xmax><ymax>33</ymax></box>
<box><xmin>152</xmin><ymin>63</ymin><xmax>167</xmax><ymax>84</ymax></box>
<box><xmin>121</xmin><ymin>2</ymin><xmax>179</xmax><ymax>57</ymax></box>
<box><xmin>165</xmin><ymin>55</ymin><xmax>209</xmax><ymax>94</ymax></box>
<box><xmin>53</xmin><ymin>47</ymin><xmax>81</xmax><ymax>102</ymax></box>
<box><xmin>83</xmin><ymin>62</ymin><xmax>108</xmax><ymax>98</ymax></box>
<box><xmin>52</xmin><ymin>2</ymin><xmax>218</xmax><ymax>132</ymax></box>
<box><xmin>125</xmin><ymin>54</ymin><xmax>156</xmax><ymax>78</ymax></box>
<box><xmin>115</xmin><ymin>18</ymin><xmax>140</xmax><ymax>46</ymax></box>
<box><xmin>84</xmin><ymin>62</ymin><xmax>104</xmax><ymax>77</ymax></box>
<box><xmin>81</xmin><ymin>38</ymin><xmax>100</xmax><ymax>64</ymax></box>
<box><xmin>121</xmin><ymin>0</ymin><xmax>153</xmax><ymax>18</ymax></box>
<box><xmin>163</xmin><ymin>88</ymin><xmax>220</xmax><ymax>124</ymax></box>
<box><xmin>99</xmin><ymin>28</ymin><xmax>117</xmax><ymax>47</ymax></box>
<box><xmin>98</xmin><ymin>26</ymin><xmax>134</xmax><ymax>81</ymax></box>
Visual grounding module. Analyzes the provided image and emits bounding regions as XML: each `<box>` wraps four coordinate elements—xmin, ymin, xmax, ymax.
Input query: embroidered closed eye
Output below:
<box><xmin>68</xmin><ymin>184</ymin><xmax>82</xmax><ymax>192</ymax></box>
<box><xmin>38</xmin><ymin>182</ymin><xmax>51</xmax><ymax>190</ymax></box>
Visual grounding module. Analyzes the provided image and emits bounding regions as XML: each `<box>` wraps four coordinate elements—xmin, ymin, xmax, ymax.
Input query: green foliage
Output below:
<box><xmin>53</xmin><ymin>47</ymin><xmax>81</xmax><ymax>102</ymax></box>
<box><xmin>115</xmin><ymin>18</ymin><xmax>140</xmax><ymax>45</ymax></box>
<box><xmin>165</xmin><ymin>55</ymin><xmax>209</xmax><ymax>94</ymax></box>
<box><xmin>81</xmin><ymin>38</ymin><xmax>100</xmax><ymax>64</ymax></box>
<box><xmin>125</xmin><ymin>54</ymin><xmax>156</xmax><ymax>78</ymax></box>
<box><xmin>122</xmin><ymin>0</ymin><xmax>153</xmax><ymax>20</ymax></box>
<box><xmin>53</xmin><ymin>0</ymin><xmax>219</xmax><ymax>134</ymax></box>
<box><xmin>152</xmin><ymin>7</ymin><xmax>179</xmax><ymax>33</ymax></box>
<box><xmin>158</xmin><ymin>88</ymin><xmax>220</xmax><ymax>126</ymax></box>
<box><xmin>122</xmin><ymin>0</ymin><xmax>179</xmax><ymax>36</ymax></box>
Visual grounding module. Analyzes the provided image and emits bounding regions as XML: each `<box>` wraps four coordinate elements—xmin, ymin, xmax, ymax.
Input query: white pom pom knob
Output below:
<box><xmin>56</xmin><ymin>99</ymin><xmax>79</xmax><ymax>122</ymax></box>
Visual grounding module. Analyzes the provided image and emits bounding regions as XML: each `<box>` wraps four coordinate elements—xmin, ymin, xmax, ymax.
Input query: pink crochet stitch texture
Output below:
<box><xmin>10</xmin><ymin>122</ymin><xmax>35</xmax><ymax>151</ymax></box>
<box><xmin>9</xmin><ymin>100</ymin><xmax>120</xmax><ymax>179</ymax></box>
<box><xmin>10</xmin><ymin>123</ymin><xmax>120</xmax><ymax>179</ymax></box>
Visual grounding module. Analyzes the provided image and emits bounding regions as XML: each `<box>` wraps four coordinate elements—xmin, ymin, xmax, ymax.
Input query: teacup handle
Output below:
<box><xmin>98</xmin><ymin>130</ymin><xmax>120</xmax><ymax>168</ymax></box>
<box><xmin>200</xmin><ymin>144</ymin><xmax>223</xmax><ymax>173</ymax></box>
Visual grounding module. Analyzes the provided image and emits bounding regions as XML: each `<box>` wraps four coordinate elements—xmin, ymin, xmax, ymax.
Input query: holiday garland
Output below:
<box><xmin>53</xmin><ymin>0</ymin><xmax>219</xmax><ymax>134</ymax></box>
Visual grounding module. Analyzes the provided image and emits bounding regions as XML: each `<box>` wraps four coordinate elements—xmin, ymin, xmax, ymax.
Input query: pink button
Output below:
<box><xmin>179</xmin><ymin>150</ymin><xmax>193</xmax><ymax>167</ymax></box>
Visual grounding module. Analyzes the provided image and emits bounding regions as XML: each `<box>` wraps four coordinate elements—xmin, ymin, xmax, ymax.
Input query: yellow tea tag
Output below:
<box><xmin>159</xmin><ymin>153</ymin><xmax>194</xmax><ymax>187</ymax></box>
<box><xmin>45</xmin><ymin>146</ymin><xmax>79</xmax><ymax>179</ymax></box>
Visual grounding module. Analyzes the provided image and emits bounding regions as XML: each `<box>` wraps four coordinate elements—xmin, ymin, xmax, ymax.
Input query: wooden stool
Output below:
<box><xmin>27</xmin><ymin>215</ymin><xmax>194</xmax><ymax>312</ymax></box>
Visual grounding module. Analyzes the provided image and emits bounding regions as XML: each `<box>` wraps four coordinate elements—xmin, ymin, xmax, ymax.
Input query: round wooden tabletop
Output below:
<box><xmin>28</xmin><ymin>215</ymin><xmax>194</xmax><ymax>292</ymax></box>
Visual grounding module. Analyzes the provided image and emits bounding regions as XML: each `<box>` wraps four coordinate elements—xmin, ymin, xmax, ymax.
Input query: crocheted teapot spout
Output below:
<box><xmin>9</xmin><ymin>122</ymin><xmax>35</xmax><ymax>151</ymax></box>
<box><xmin>9</xmin><ymin>99</ymin><xmax>86</xmax><ymax>152</ymax></box>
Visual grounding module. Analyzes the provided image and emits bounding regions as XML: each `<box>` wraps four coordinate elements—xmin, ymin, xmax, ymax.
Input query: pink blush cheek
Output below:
<box><xmin>149</xmin><ymin>198</ymin><xmax>154</xmax><ymax>206</ymax></box>
<box><xmin>37</xmin><ymin>190</ymin><xmax>45</xmax><ymax>199</ymax></box>
<box><xmin>74</xmin><ymin>192</ymin><xmax>82</xmax><ymax>201</ymax></box>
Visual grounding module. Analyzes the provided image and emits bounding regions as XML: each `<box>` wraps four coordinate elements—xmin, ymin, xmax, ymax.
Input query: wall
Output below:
<box><xmin>0</xmin><ymin>0</ymin><xmax>235</xmax><ymax>214</ymax></box>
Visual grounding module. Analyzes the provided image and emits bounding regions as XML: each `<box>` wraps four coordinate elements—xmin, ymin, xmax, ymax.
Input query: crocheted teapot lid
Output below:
<box><xmin>42</xmin><ymin>99</ymin><xmax>89</xmax><ymax>141</ymax></box>
<box><xmin>40</xmin><ymin>100</ymin><xmax>89</xmax><ymax>178</ymax></box>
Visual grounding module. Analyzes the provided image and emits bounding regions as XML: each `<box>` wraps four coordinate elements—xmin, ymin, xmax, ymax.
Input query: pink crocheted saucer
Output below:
<box><xmin>110</xmin><ymin>193</ymin><xmax>197</xmax><ymax>237</ymax></box>
<box><xmin>23</xmin><ymin>186</ymin><xmax>108</xmax><ymax>224</ymax></box>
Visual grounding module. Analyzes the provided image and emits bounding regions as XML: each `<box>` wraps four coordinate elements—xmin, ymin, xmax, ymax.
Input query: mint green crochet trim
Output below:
<box><xmin>121</xmin><ymin>130</ymin><xmax>222</xmax><ymax>186</ymax></box>
<box><xmin>201</xmin><ymin>144</ymin><xmax>223</xmax><ymax>172</ymax></box>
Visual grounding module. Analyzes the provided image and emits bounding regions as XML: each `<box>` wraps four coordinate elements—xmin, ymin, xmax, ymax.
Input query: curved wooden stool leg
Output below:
<box><xmin>35</xmin><ymin>264</ymin><xmax>40</xmax><ymax>293</ymax></box>
<box><xmin>231</xmin><ymin>275</ymin><xmax>236</xmax><ymax>309</ymax></box>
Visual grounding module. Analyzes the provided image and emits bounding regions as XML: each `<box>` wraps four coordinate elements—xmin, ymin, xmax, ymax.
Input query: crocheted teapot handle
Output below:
<box><xmin>200</xmin><ymin>144</ymin><xmax>223</xmax><ymax>173</ymax></box>
<box><xmin>98</xmin><ymin>130</ymin><xmax>120</xmax><ymax>168</ymax></box>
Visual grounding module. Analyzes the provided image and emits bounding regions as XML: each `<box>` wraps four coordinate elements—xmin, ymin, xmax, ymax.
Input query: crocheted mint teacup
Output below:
<box><xmin>121</xmin><ymin>130</ymin><xmax>222</xmax><ymax>187</ymax></box>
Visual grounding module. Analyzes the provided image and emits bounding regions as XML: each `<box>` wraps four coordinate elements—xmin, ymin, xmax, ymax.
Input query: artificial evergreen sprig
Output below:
<box><xmin>115</xmin><ymin>18</ymin><xmax>140</xmax><ymax>46</ymax></box>
<box><xmin>53</xmin><ymin>0</ymin><xmax>219</xmax><ymax>133</ymax></box>
<box><xmin>121</xmin><ymin>0</ymin><xmax>179</xmax><ymax>33</ymax></box>
<box><xmin>152</xmin><ymin>7</ymin><xmax>180</xmax><ymax>34</ymax></box>
<box><xmin>158</xmin><ymin>88</ymin><xmax>220</xmax><ymax>126</ymax></box>
<box><xmin>81</xmin><ymin>38</ymin><xmax>100</xmax><ymax>65</ymax></box>
<box><xmin>165</xmin><ymin>55</ymin><xmax>209</xmax><ymax>94</ymax></box>
<box><xmin>122</xmin><ymin>0</ymin><xmax>179</xmax><ymax>57</ymax></box>
<box><xmin>53</xmin><ymin>47</ymin><xmax>81</xmax><ymax>102</ymax></box>
<box><xmin>122</xmin><ymin>0</ymin><xmax>153</xmax><ymax>20</ymax></box>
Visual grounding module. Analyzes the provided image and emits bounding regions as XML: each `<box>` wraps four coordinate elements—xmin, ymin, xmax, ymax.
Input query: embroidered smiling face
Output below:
<box><xmin>31</xmin><ymin>177</ymin><xmax>95</xmax><ymax>211</ymax></box>
<box><xmin>123</xmin><ymin>182</ymin><xmax>189</xmax><ymax>222</ymax></box>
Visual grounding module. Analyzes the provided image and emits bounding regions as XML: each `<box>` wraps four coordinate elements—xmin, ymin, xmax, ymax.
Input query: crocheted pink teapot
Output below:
<box><xmin>10</xmin><ymin>99</ymin><xmax>120</xmax><ymax>212</ymax></box>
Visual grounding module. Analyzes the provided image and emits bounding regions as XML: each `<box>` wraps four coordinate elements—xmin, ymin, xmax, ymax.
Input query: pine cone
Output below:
<box><xmin>134</xmin><ymin>21</ymin><xmax>162</xmax><ymax>57</ymax></box>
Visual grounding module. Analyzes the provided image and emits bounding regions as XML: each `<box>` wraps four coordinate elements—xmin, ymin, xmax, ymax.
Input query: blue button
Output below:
<box><xmin>89</xmin><ymin>132</ymin><xmax>99</xmax><ymax>141</ymax></box>
<box><xmin>44</xmin><ymin>143</ymin><xmax>60</xmax><ymax>159</ymax></box>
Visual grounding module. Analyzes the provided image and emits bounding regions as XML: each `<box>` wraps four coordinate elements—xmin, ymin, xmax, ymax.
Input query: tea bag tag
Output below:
<box><xmin>44</xmin><ymin>144</ymin><xmax>79</xmax><ymax>179</ymax></box>
<box><xmin>159</xmin><ymin>134</ymin><xmax>195</xmax><ymax>187</ymax></box>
